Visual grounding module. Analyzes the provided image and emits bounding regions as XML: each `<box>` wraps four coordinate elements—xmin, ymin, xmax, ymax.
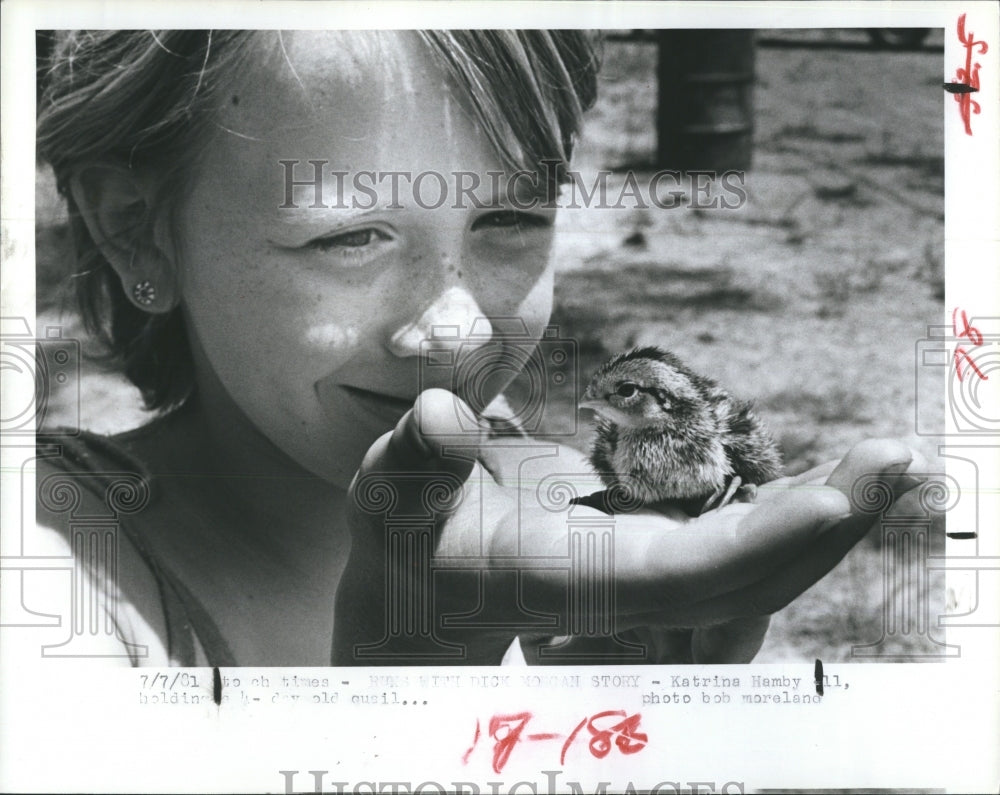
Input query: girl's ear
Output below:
<box><xmin>68</xmin><ymin>163</ymin><xmax>180</xmax><ymax>314</ymax></box>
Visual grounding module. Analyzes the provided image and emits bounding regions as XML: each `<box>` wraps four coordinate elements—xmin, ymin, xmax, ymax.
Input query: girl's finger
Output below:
<box><xmin>758</xmin><ymin>438</ymin><xmax>919</xmax><ymax>500</ymax></box>
<box><xmin>348</xmin><ymin>390</ymin><xmax>484</xmax><ymax>528</ymax></box>
<box><xmin>770</xmin><ymin>459</ymin><xmax>840</xmax><ymax>488</ymax></box>
<box><xmin>609</xmin><ymin>485</ymin><xmax>851</xmax><ymax>613</ymax></box>
<box><xmin>681</xmin><ymin>506</ymin><xmax>877</xmax><ymax>624</ymax></box>
<box><xmin>356</xmin><ymin>389</ymin><xmax>482</xmax><ymax>478</ymax></box>
<box><xmin>670</xmin><ymin>443</ymin><xmax>929</xmax><ymax>625</ymax></box>
<box><xmin>824</xmin><ymin>437</ymin><xmax>915</xmax><ymax>503</ymax></box>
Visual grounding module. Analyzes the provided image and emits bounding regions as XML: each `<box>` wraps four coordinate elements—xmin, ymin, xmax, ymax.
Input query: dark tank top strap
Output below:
<box><xmin>156</xmin><ymin>566</ymin><xmax>238</xmax><ymax>667</ymax></box>
<box><xmin>37</xmin><ymin>429</ymin><xmax>237</xmax><ymax>667</ymax></box>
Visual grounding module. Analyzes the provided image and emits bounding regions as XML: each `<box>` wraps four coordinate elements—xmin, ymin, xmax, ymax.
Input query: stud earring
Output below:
<box><xmin>132</xmin><ymin>280</ymin><xmax>156</xmax><ymax>306</ymax></box>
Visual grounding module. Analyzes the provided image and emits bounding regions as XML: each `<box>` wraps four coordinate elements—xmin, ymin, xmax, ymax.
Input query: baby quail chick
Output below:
<box><xmin>579</xmin><ymin>346</ymin><xmax>783</xmax><ymax>515</ymax></box>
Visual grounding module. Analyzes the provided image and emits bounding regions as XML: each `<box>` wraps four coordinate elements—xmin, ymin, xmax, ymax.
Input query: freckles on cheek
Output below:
<box><xmin>304</xmin><ymin>323</ymin><xmax>360</xmax><ymax>349</ymax></box>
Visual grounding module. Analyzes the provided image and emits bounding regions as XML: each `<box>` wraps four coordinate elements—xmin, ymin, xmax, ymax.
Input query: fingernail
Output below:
<box><xmin>817</xmin><ymin>512</ymin><xmax>855</xmax><ymax>534</ymax></box>
<box><xmin>885</xmin><ymin>461</ymin><xmax>912</xmax><ymax>475</ymax></box>
<box><xmin>403</xmin><ymin>408</ymin><xmax>436</xmax><ymax>458</ymax></box>
<box><xmin>894</xmin><ymin>474</ymin><xmax>924</xmax><ymax>493</ymax></box>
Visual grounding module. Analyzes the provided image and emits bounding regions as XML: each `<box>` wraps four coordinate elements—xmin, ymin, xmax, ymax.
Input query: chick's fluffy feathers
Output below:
<box><xmin>586</xmin><ymin>346</ymin><xmax>783</xmax><ymax>509</ymax></box>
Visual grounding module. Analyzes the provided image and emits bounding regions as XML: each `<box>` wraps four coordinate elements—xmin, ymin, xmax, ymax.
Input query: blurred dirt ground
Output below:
<box><xmin>34</xmin><ymin>30</ymin><xmax>948</xmax><ymax>662</ymax></box>
<box><xmin>547</xmin><ymin>30</ymin><xmax>947</xmax><ymax>662</ymax></box>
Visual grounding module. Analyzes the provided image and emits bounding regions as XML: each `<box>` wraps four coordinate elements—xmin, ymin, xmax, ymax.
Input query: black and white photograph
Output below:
<box><xmin>2</xmin><ymin>2</ymin><xmax>998</xmax><ymax>793</ymax></box>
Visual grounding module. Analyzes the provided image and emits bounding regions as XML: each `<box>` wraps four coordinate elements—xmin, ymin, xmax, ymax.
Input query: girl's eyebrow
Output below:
<box><xmin>509</xmin><ymin>170</ymin><xmax>564</xmax><ymax>205</ymax></box>
<box><xmin>274</xmin><ymin>205</ymin><xmax>385</xmax><ymax>229</ymax></box>
<box><xmin>267</xmin><ymin>205</ymin><xmax>387</xmax><ymax>246</ymax></box>
<box><xmin>474</xmin><ymin>174</ymin><xmax>556</xmax><ymax>209</ymax></box>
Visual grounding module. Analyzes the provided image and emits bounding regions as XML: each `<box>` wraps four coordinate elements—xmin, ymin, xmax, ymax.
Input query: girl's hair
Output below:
<box><xmin>36</xmin><ymin>30</ymin><xmax>599</xmax><ymax>411</ymax></box>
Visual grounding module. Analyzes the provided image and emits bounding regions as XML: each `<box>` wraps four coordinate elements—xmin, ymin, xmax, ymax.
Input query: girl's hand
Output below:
<box><xmin>332</xmin><ymin>390</ymin><xmax>926</xmax><ymax>666</ymax></box>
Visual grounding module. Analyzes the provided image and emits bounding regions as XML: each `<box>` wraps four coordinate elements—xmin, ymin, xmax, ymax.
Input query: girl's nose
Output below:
<box><xmin>387</xmin><ymin>284</ymin><xmax>495</xmax><ymax>357</ymax></box>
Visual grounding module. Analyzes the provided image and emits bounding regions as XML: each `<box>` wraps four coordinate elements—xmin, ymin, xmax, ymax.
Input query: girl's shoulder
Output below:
<box><xmin>34</xmin><ymin>424</ymin><xmax>210</xmax><ymax>666</ymax></box>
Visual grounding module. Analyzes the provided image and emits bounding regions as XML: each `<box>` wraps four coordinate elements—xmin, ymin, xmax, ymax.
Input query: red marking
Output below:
<box><xmin>952</xmin><ymin>308</ymin><xmax>989</xmax><ymax>382</ymax></box>
<box><xmin>584</xmin><ymin>710</ymin><xmax>649</xmax><ymax>759</ymax></box>
<box><xmin>952</xmin><ymin>14</ymin><xmax>988</xmax><ymax>135</ymax></box>
<box><xmin>461</xmin><ymin>719</ymin><xmax>481</xmax><ymax>765</ymax></box>
<box><xmin>469</xmin><ymin>709</ymin><xmax>650</xmax><ymax>770</ymax></box>
<box><xmin>953</xmin><ymin>307</ymin><xmax>985</xmax><ymax>346</ymax></box>
<box><xmin>560</xmin><ymin>717</ymin><xmax>589</xmax><ymax>765</ymax></box>
<box><xmin>560</xmin><ymin>711</ymin><xmax>648</xmax><ymax>763</ymax></box>
<box><xmin>954</xmin><ymin>347</ymin><xmax>988</xmax><ymax>382</ymax></box>
<box><xmin>487</xmin><ymin>712</ymin><xmax>532</xmax><ymax>774</ymax></box>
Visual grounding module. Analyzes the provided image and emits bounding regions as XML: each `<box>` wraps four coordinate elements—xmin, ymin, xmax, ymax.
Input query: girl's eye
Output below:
<box><xmin>616</xmin><ymin>382</ymin><xmax>638</xmax><ymax>398</ymax></box>
<box><xmin>471</xmin><ymin>210</ymin><xmax>552</xmax><ymax>232</ymax></box>
<box><xmin>309</xmin><ymin>227</ymin><xmax>390</xmax><ymax>251</ymax></box>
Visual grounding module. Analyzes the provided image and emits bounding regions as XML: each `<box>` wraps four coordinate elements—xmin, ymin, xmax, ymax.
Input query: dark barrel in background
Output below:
<box><xmin>655</xmin><ymin>30</ymin><xmax>756</xmax><ymax>172</ymax></box>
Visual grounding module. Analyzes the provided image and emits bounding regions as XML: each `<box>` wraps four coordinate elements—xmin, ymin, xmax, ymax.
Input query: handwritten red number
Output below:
<box><xmin>587</xmin><ymin>710</ymin><xmax>648</xmax><ymax>758</ymax></box>
<box><xmin>953</xmin><ymin>307</ymin><xmax>984</xmax><ymax>346</ymax></box>
<box><xmin>561</xmin><ymin>711</ymin><xmax>648</xmax><ymax>763</ymax></box>
<box><xmin>953</xmin><ymin>13</ymin><xmax>989</xmax><ymax>135</ymax></box>
<box><xmin>488</xmin><ymin>712</ymin><xmax>532</xmax><ymax>774</ymax></box>
<box><xmin>560</xmin><ymin>718</ymin><xmax>589</xmax><ymax>765</ymax></box>
<box><xmin>952</xmin><ymin>307</ymin><xmax>988</xmax><ymax>382</ymax></box>
<box><xmin>954</xmin><ymin>347</ymin><xmax>988</xmax><ymax>382</ymax></box>
<box><xmin>462</xmin><ymin>719</ymin><xmax>481</xmax><ymax>765</ymax></box>
<box><xmin>472</xmin><ymin>709</ymin><xmax>649</xmax><ymax>771</ymax></box>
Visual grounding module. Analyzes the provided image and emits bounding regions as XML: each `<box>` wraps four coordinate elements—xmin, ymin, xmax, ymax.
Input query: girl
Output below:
<box><xmin>34</xmin><ymin>29</ymin><xmax>926</xmax><ymax>667</ymax></box>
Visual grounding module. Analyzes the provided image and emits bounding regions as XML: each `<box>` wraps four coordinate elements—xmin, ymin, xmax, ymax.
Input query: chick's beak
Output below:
<box><xmin>578</xmin><ymin>386</ymin><xmax>605</xmax><ymax>413</ymax></box>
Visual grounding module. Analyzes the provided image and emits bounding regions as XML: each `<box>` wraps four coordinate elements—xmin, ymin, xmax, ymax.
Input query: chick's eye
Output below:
<box><xmin>616</xmin><ymin>382</ymin><xmax>638</xmax><ymax>398</ymax></box>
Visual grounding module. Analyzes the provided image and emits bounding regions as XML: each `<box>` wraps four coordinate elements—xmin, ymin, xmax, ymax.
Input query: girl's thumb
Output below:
<box><xmin>350</xmin><ymin>389</ymin><xmax>483</xmax><ymax>517</ymax></box>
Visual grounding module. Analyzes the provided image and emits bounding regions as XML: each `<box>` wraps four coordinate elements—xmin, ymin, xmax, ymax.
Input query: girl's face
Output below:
<box><xmin>176</xmin><ymin>31</ymin><xmax>557</xmax><ymax>485</ymax></box>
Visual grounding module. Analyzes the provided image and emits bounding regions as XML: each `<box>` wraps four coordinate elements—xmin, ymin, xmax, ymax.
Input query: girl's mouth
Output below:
<box><xmin>338</xmin><ymin>385</ymin><xmax>416</xmax><ymax>426</ymax></box>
